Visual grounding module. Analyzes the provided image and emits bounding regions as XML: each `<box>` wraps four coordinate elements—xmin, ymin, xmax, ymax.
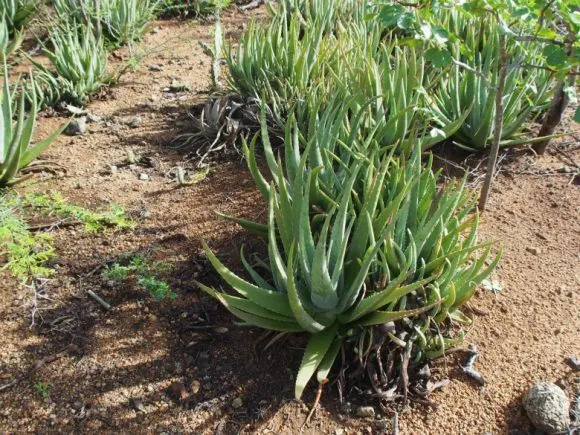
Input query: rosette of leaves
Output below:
<box><xmin>27</xmin><ymin>21</ymin><xmax>112</xmax><ymax>106</ymax></box>
<box><xmin>199</xmin><ymin>106</ymin><xmax>501</xmax><ymax>399</ymax></box>
<box><xmin>425</xmin><ymin>13</ymin><xmax>553</xmax><ymax>151</ymax></box>
<box><xmin>1</xmin><ymin>0</ymin><xmax>37</xmax><ymax>34</ymax></box>
<box><xmin>51</xmin><ymin>0</ymin><xmax>158</xmax><ymax>46</ymax></box>
<box><xmin>225</xmin><ymin>8</ymin><xmax>342</xmax><ymax>127</ymax></box>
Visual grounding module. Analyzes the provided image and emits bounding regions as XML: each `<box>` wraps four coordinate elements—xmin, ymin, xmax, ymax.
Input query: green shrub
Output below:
<box><xmin>0</xmin><ymin>0</ymin><xmax>37</xmax><ymax>34</ymax></box>
<box><xmin>103</xmin><ymin>255</ymin><xmax>176</xmax><ymax>301</ymax></box>
<box><xmin>157</xmin><ymin>0</ymin><xmax>231</xmax><ymax>17</ymax></box>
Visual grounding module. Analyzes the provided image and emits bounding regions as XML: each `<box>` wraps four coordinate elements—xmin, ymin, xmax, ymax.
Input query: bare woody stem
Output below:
<box><xmin>478</xmin><ymin>32</ymin><xmax>508</xmax><ymax>212</ymax></box>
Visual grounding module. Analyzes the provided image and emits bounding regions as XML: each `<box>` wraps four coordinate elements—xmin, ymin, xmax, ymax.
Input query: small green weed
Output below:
<box><xmin>25</xmin><ymin>192</ymin><xmax>134</xmax><ymax>232</ymax></box>
<box><xmin>33</xmin><ymin>380</ymin><xmax>52</xmax><ymax>398</ymax></box>
<box><xmin>1</xmin><ymin>191</ymin><xmax>134</xmax><ymax>284</ymax></box>
<box><xmin>102</xmin><ymin>255</ymin><xmax>176</xmax><ymax>301</ymax></box>
<box><xmin>0</xmin><ymin>194</ymin><xmax>56</xmax><ymax>282</ymax></box>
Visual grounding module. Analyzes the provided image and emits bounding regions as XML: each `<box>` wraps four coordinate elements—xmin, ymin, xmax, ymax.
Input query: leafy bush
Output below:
<box><xmin>103</xmin><ymin>255</ymin><xmax>176</xmax><ymax>301</ymax></box>
<box><xmin>27</xmin><ymin>21</ymin><xmax>112</xmax><ymax>106</ymax></box>
<box><xmin>0</xmin><ymin>193</ymin><xmax>55</xmax><ymax>282</ymax></box>
<box><xmin>0</xmin><ymin>64</ymin><xmax>63</xmax><ymax>187</ymax></box>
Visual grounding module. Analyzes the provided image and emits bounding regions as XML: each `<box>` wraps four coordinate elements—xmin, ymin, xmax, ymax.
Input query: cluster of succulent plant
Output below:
<box><xmin>425</xmin><ymin>10</ymin><xmax>554</xmax><ymax>151</ymax></box>
<box><xmin>223</xmin><ymin>0</ymin><xmax>554</xmax><ymax>155</ymax></box>
<box><xmin>51</xmin><ymin>0</ymin><xmax>159</xmax><ymax>46</ymax></box>
<box><xmin>199</xmin><ymin>91</ymin><xmax>501</xmax><ymax>398</ymax></box>
<box><xmin>0</xmin><ymin>0</ymin><xmax>37</xmax><ymax>56</ymax></box>
<box><xmin>158</xmin><ymin>0</ymin><xmax>231</xmax><ymax>17</ymax></box>
<box><xmin>26</xmin><ymin>21</ymin><xmax>112</xmax><ymax>107</ymax></box>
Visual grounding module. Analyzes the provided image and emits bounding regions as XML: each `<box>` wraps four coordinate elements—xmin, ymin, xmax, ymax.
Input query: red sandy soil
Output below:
<box><xmin>0</xmin><ymin>6</ymin><xmax>578</xmax><ymax>434</ymax></box>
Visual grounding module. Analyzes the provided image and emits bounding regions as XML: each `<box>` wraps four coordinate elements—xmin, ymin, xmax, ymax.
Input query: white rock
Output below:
<box><xmin>523</xmin><ymin>381</ymin><xmax>570</xmax><ymax>434</ymax></box>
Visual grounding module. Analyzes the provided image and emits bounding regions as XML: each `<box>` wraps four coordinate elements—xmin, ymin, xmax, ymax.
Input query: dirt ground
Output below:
<box><xmin>0</xmin><ymin>6</ymin><xmax>578</xmax><ymax>434</ymax></box>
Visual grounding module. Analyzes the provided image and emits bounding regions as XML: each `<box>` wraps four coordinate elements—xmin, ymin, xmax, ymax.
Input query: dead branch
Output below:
<box><xmin>0</xmin><ymin>344</ymin><xmax>79</xmax><ymax>393</ymax></box>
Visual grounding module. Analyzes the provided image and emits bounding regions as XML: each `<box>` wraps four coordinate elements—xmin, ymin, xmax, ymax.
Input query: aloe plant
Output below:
<box><xmin>101</xmin><ymin>0</ymin><xmax>159</xmax><ymax>45</ymax></box>
<box><xmin>1</xmin><ymin>0</ymin><xmax>37</xmax><ymax>34</ymax></box>
<box><xmin>0</xmin><ymin>64</ymin><xmax>64</xmax><ymax>187</ymax></box>
<box><xmin>27</xmin><ymin>21</ymin><xmax>112</xmax><ymax>106</ymax></box>
<box><xmin>427</xmin><ymin>15</ymin><xmax>553</xmax><ymax>151</ymax></box>
<box><xmin>0</xmin><ymin>15</ymin><xmax>9</xmax><ymax>56</ymax></box>
<box><xmin>51</xmin><ymin>0</ymin><xmax>158</xmax><ymax>46</ymax></box>
<box><xmin>200</xmin><ymin>101</ymin><xmax>501</xmax><ymax>398</ymax></box>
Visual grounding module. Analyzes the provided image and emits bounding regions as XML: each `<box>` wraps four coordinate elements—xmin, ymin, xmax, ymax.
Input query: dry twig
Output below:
<box><xmin>0</xmin><ymin>344</ymin><xmax>79</xmax><ymax>393</ymax></box>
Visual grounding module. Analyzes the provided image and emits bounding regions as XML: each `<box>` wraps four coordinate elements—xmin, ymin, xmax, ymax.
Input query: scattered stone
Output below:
<box><xmin>146</xmin><ymin>385</ymin><xmax>154</xmax><ymax>393</ymax></box>
<box><xmin>340</xmin><ymin>402</ymin><xmax>352</xmax><ymax>414</ymax></box>
<box><xmin>374</xmin><ymin>419</ymin><xmax>390</xmax><ymax>430</ymax></box>
<box><xmin>128</xmin><ymin>116</ymin><xmax>142</xmax><ymax>128</ymax></box>
<box><xmin>190</xmin><ymin>380</ymin><xmax>201</xmax><ymax>395</ymax></box>
<box><xmin>565</xmin><ymin>356</ymin><xmax>580</xmax><ymax>371</ymax></box>
<box><xmin>149</xmin><ymin>64</ymin><xmax>162</xmax><ymax>71</ymax></box>
<box><xmin>65</xmin><ymin>117</ymin><xmax>87</xmax><ymax>136</ymax></box>
<box><xmin>109</xmin><ymin>165</ymin><xmax>118</xmax><ymax>174</ymax></box>
<box><xmin>130</xmin><ymin>397</ymin><xmax>146</xmax><ymax>413</ymax></box>
<box><xmin>139</xmin><ymin>173</ymin><xmax>150</xmax><ymax>181</ymax></box>
<box><xmin>169</xmin><ymin>81</ymin><xmax>191</xmax><ymax>92</ymax></box>
<box><xmin>151</xmin><ymin>27</ymin><xmax>160</xmax><ymax>34</ymax></box>
<box><xmin>355</xmin><ymin>406</ymin><xmax>375</xmax><ymax>419</ymax></box>
<box><xmin>86</xmin><ymin>113</ymin><xmax>102</xmax><ymax>123</ymax></box>
<box><xmin>214</xmin><ymin>327</ymin><xmax>229</xmax><ymax>334</ymax></box>
<box><xmin>168</xmin><ymin>382</ymin><xmax>188</xmax><ymax>402</ymax></box>
<box><xmin>198</xmin><ymin>352</ymin><xmax>209</xmax><ymax>360</ymax></box>
<box><xmin>526</xmin><ymin>246</ymin><xmax>541</xmax><ymax>255</ymax></box>
<box><xmin>523</xmin><ymin>381</ymin><xmax>570</xmax><ymax>434</ymax></box>
<box><xmin>335</xmin><ymin>429</ymin><xmax>345</xmax><ymax>435</ymax></box>
<box><xmin>232</xmin><ymin>397</ymin><xmax>243</xmax><ymax>409</ymax></box>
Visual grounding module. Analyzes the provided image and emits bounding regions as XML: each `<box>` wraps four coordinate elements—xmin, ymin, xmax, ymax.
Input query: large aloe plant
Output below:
<box><xmin>199</xmin><ymin>103</ymin><xmax>501</xmax><ymax>398</ymax></box>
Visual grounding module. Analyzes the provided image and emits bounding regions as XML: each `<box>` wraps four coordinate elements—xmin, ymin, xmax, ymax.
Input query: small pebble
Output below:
<box><xmin>214</xmin><ymin>327</ymin><xmax>229</xmax><ymax>334</ymax></box>
<box><xmin>130</xmin><ymin>397</ymin><xmax>146</xmax><ymax>413</ymax></box>
<box><xmin>526</xmin><ymin>246</ymin><xmax>541</xmax><ymax>255</ymax></box>
<box><xmin>65</xmin><ymin>117</ymin><xmax>87</xmax><ymax>136</ymax></box>
<box><xmin>232</xmin><ymin>397</ymin><xmax>243</xmax><ymax>409</ymax></box>
<box><xmin>139</xmin><ymin>173</ymin><xmax>150</xmax><ymax>181</ymax></box>
<box><xmin>168</xmin><ymin>382</ymin><xmax>188</xmax><ymax>402</ymax></box>
<box><xmin>86</xmin><ymin>113</ymin><xmax>102</xmax><ymax>123</ymax></box>
<box><xmin>129</xmin><ymin>116</ymin><xmax>142</xmax><ymax>128</ymax></box>
<box><xmin>355</xmin><ymin>406</ymin><xmax>375</xmax><ymax>418</ymax></box>
<box><xmin>190</xmin><ymin>380</ymin><xmax>201</xmax><ymax>395</ymax></box>
<box><xmin>149</xmin><ymin>64</ymin><xmax>162</xmax><ymax>71</ymax></box>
